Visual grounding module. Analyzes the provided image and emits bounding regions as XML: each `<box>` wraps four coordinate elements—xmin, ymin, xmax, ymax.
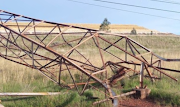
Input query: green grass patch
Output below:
<box><xmin>122</xmin><ymin>75</ymin><xmax>180</xmax><ymax>106</ymax></box>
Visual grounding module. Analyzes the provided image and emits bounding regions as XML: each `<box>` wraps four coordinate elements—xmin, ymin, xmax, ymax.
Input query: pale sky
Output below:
<box><xmin>1</xmin><ymin>0</ymin><xmax>180</xmax><ymax>34</ymax></box>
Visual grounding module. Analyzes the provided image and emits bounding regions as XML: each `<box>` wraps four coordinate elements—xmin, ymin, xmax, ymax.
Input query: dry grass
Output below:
<box><xmin>3</xmin><ymin>22</ymin><xmax>157</xmax><ymax>34</ymax></box>
<box><xmin>0</xmin><ymin>35</ymin><xmax>180</xmax><ymax>106</ymax></box>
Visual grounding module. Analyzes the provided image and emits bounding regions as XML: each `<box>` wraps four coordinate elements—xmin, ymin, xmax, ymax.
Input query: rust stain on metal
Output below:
<box><xmin>0</xmin><ymin>10</ymin><xmax>180</xmax><ymax>106</ymax></box>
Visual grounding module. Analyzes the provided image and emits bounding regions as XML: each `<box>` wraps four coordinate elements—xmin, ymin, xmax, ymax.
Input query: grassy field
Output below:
<box><xmin>0</xmin><ymin>35</ymin><xmax>180</xmax><ymax>107</ymax></box>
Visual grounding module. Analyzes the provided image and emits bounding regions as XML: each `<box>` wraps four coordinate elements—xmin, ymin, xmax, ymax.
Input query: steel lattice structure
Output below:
<box><xmin>0</xmin><ymin>10</ymin><xmax>180</xmax><ymax>106</ymax></box>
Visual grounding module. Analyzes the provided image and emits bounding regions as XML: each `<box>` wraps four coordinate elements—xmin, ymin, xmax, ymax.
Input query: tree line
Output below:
<box><xmin>99</xmin><ymin>18</ymin><xmax>153</xmax><ymax>35</ymax></box>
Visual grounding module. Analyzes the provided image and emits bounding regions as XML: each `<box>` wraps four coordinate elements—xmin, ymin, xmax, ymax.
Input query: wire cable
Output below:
<box><xmin>150</xmin><ymin>0</ymin><xmax>180</xmax><ymax>5</ymax></box>
<box><xmin>66</xmin><ymin>0</ymin><xmax>180</xmax><ymax>21</ymax></box>
<box><xmin>93</xmin><ymin>0</ymin><xmax>180</xmax><ymax>14</ymax></box>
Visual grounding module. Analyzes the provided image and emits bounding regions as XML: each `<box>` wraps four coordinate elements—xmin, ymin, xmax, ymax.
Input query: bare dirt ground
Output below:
<box><xmin>118</xmin><ymin>98</ymin><xmax>171</xmax><ymax>107</ymax></box>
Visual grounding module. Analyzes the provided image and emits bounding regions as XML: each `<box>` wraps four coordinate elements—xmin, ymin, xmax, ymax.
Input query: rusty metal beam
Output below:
<box><xmin>0</xmin><ymin>10</ymin><xmax>180</xmax><ymax>106</ymax></box>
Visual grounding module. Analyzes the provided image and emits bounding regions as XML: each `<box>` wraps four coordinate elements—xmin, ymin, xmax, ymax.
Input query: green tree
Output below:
<box><xmin>99</xmin><ymin>18</ymin><xmax>111</xmax><ymax>31</ymax></box>
<box><xmin>151</xmin><ymin>31</ymin><xmax>153</xmax><ymax>35</ymax></box>
<box><xmin>130</xmin><ymin>28</ymin><xmax>137</xmax><ymax>35</ymax></box>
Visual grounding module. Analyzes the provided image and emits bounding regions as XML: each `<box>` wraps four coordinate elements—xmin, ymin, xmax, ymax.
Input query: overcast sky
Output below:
<box><xmin>1</xmin><ymin>0</ymin><xmax>180</xmax><ymax>34</ymax></box>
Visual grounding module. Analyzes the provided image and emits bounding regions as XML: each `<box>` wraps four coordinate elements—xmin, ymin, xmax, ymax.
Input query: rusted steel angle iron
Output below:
<box><xmin>0</xmin><ymin>10</ymin><xmax>180</xmax><ymax>106</ymax></box>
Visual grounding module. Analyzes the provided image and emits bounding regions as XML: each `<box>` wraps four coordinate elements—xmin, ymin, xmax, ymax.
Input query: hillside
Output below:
<box><xmin>68</xmin><ymin>23</ymin><xmax>160</xmax><ymax>34</ymax></box>
<box><xmin>0</xmin><ymin>22</ymin><xmax>168</xmax><ymax>35</ymax></box>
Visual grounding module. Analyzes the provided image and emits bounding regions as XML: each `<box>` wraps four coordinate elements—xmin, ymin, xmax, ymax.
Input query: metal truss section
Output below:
<box><xmin>0</xmin><ymin>10</ymin><xmax>180</xmax><ymax>106</ymax></box>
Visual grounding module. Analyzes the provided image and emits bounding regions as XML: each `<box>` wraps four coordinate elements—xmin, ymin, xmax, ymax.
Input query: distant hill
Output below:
<box><xmin>68</xmin><ymin>23</ymin><xmax>160</xmax><ymax>34</ymax></box>
<box><xmin>1</xmin><ymin>22</ymin><xmax>175</xmax><ymax>35</ymax></box>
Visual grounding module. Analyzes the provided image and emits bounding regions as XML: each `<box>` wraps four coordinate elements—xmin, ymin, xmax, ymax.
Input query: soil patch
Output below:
<box><xmin>119</xmin><ymin>98</ymin><xmax>171</xmax><ymax>107</ymax></box>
